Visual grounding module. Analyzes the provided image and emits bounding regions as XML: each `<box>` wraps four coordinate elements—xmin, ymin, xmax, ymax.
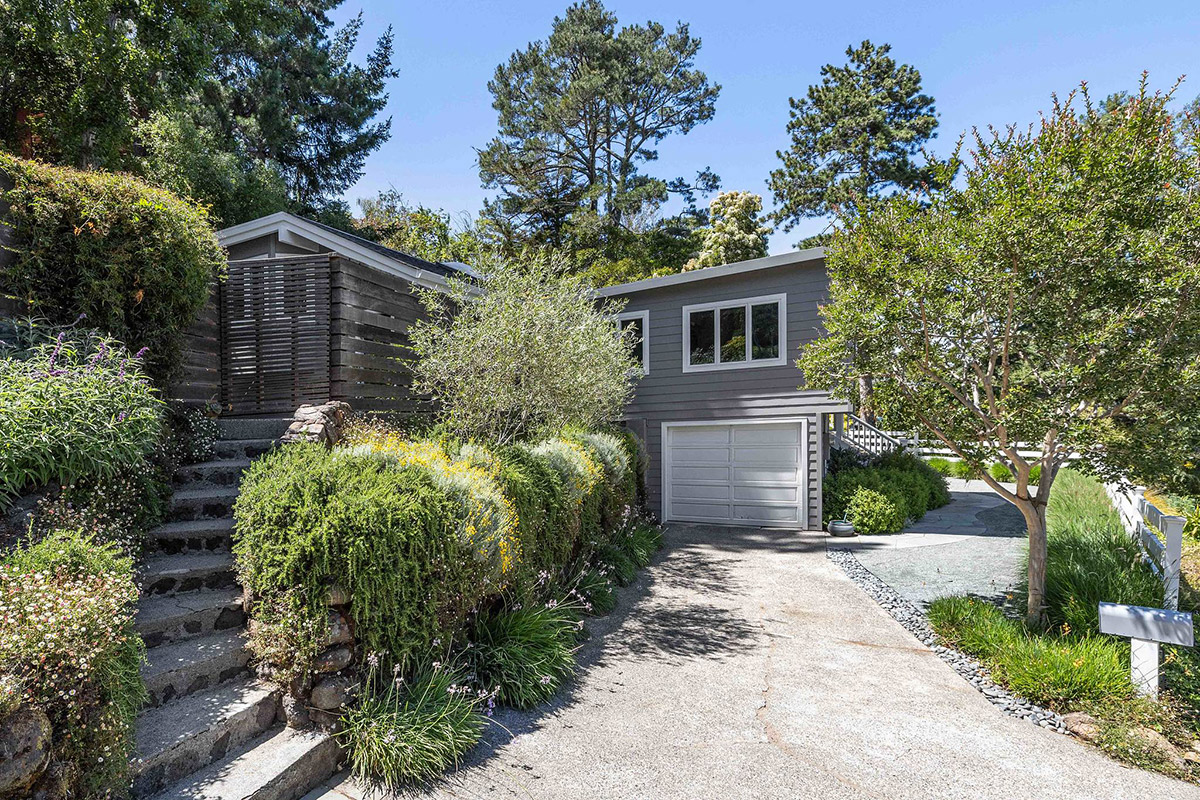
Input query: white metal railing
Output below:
<box><xmin>828</xmin><ymin>413</ymin><xmax>909</xmax><ymax>458</ymax></box>
<box><xmin>1105</xmin><ymin>484</ymin><xmax>1186</xmax><ymax>610</ymax></box>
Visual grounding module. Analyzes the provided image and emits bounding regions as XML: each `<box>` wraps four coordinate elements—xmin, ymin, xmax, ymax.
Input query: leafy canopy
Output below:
<box><xmin>685</xmin><ymin>191</ymin><xmax>770</xmax><ymax>270</ymax></box>
<box><xmin>799</xmin><ymin>78</ymin><xmax>1200</xmax><ymax>622</ymax></box>
<box><xmin>410</xmin><ymin>254</ymin><xmax>639</xmax><ymax>444</ymax></box>
<box><xmin>478</xmin><ymin>0</ymin><xmax>720</xmax><ymax>261</ymax></box>
<box><xmin>769</xmin><ymin>40</ymin><xmax>941</xmax><ymax>231</ymax></box>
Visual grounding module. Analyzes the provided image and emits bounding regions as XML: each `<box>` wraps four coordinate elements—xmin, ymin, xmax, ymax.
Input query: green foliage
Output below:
<box><xmin>356</xmin><ymin>189</ymin><xmax>481</xmax><ymax>264</ymax></box>
<box><xmin>845</xmin><ymin>487</ymin><xmax>906</xmax><ymax>535</ymax></box>
<box><xmin>575</xmin><ymin>568</ymin><xmax>617</xmax><ymax>615</ymax></box>
<box><xmin>340</xmin><ymin>659</ymin><xmax>486</xmax><ymax>790</ymax></box>
<box><xmin>595</xmin><ymin>542</ymin><xmax>637</xmax><ymax>586</ymax></box>
<box><xmin>0</xmin><ymin>332</ymin><xmax>164</xmax><ymax>505</ymax></box>
<box><xmin>686</xmin><ymin>191</ymin><xmax>770</xmax><ymax>270</ymax></box>
<box><xmin>0</xmin><ymin>152</ymin><xmax>224</xmax><ymax>380</ymax></box>
<box><xmin>928</xmin><ymin>596</ymin><xmax>1131</xmax><ymax>708</ymax></box>
<box><xmin>926</xmin><ymin>457</ymin><xmax>953</xmax><ymax>476</ymax></box>
<box><xmin>617</xmin><ymin>517</ymin><xmax>663</xmax><ymax>568</ymax></box>
<box><xmin>468</xmin><ymin>603</ymin><xmax>580</xmax><ymax>709</ymax></box>
<box><xmin>410</xmin><ymin>253</ymin><xmax>639</xmax><ymax>444</ymax></box>
<box><xmin>0</xmin><ymin>528</ymin><xmax>147</xmax><ymax>797</ymax></box>
<box><xmin>1033</xmin><ymin>469</ymin><xmax>1162</xmax><ymax>634</ymax></box>
<box><xmin>769</xmin><ymin>40</ymin><xmax>943</xmax><ymax>231</ymax></box>
<box><xmin>799</xmin><ymin>78</ymin><xmax>1200</xmax><ymax>621</ymax></box>
<box><xmin>163</xmin><ymin>403</ymin><xmax>219</xmax><ymax>466</ymax></box>
<box><xmin>478</xmin><ymin>0</ymin><xmax>720</xmax><ymax>261</ymax></box>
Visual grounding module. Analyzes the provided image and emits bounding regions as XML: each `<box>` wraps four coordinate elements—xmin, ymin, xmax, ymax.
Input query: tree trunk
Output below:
<box><xmin>857</xmin><ymin>373</ymin><xmax>875</xmax><ymax>424</ymax></box>
<box><xmin>1018</xmin><ymin>498</ymin><xmax>1049</xmax><ymax>628</ymax></box>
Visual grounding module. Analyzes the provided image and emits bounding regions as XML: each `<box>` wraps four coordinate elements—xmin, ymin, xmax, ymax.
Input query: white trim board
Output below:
<box><xmin>661</xmin><ymin>417</ymin><xmax>810</xmax><ymax>529</ymax></box>
<box><xmin>597</xmin><ymin>247</ymin><xmax>824</xmax><ymax>296</ymax></box>
<box><xmin>616</xmin><ymin>309</ymin><xmax>650</xmax><ymax>375</ymax></box>
<box><xmin>681</xmin><ymin>293</ymin><xmax>787</xmax><ymax>373</ymax></box>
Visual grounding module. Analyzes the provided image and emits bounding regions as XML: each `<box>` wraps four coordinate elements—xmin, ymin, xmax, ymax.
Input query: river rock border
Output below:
<box><xmin>827</xmin><ymin>547</ymin><xmax>1068</xmax><ymax>735</ymax></box>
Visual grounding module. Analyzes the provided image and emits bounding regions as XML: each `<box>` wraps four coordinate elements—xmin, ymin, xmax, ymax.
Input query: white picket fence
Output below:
<box><xmin>1105</xmin><ymin>484</ymin><xmax>1186</xmax><ymax>610</ymax></box>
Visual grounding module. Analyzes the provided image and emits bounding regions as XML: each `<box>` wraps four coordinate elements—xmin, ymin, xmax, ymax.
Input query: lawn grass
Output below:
<box><xmin>928</xmin><ymin>468</ymin><xmax>1200</xmax><ymax>782</ymax></box>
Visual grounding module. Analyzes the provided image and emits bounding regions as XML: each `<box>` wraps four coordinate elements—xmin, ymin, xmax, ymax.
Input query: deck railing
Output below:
<box><xmin>828</xmin><ymin>413</ymin><xmax>909</xmax><ymax>458</ymax></box>
<box><xmin>1105</xmin><ymin>484</ymin><xmax>1186</xmax><ymax>610</ymax></box>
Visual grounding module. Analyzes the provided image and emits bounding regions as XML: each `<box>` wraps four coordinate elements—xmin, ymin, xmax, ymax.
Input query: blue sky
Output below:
<box><xmin>331</xmin><ymin>0</ymin><xmax>1200</xmax><ymax>253</ymax></box>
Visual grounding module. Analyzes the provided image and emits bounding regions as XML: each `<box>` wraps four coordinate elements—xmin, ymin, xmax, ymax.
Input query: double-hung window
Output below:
<box><xmin>682</xmin><ymin>294</ymin><xmax>786</xmax><ymax>372</ymax></box>
<box><xmin>617</xmin><ymin>310</ymin><xmax>649</xmax><ymax>374</ymax></box>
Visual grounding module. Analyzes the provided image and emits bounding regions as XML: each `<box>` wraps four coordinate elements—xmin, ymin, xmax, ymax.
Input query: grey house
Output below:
<box><xmin>598</xmin><ymin>249</ymin><xmax>851</xmax><ymax>529</ymax></box>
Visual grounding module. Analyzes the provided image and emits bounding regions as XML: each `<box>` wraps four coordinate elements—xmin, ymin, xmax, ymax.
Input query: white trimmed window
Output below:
<box><xmin>617</xmin><ymin>309</ymin><xmax>650</xmax><ymax>374</ymax></box>
<box><xmin>682</xmin><ymin>293</ymin><xmax>786</xmax><ymax>372</ymax></box>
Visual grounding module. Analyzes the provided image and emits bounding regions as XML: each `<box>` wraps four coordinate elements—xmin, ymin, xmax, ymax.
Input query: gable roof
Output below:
<box><xmin>217</xmin><ymin>211</ymin><xmax>477</xmax><ymax>291</ymax></box>
<box><xmin>595</xmin><ymin>246</ymin><xmax>826</xmax><ymax>296</ymax></box>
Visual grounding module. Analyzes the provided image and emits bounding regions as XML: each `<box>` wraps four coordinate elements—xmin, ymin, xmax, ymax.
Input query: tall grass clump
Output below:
<box><xmin>0</xmin><ymin>332</ymin><xmax>163</xmax><ymax>504</ymax></box>
<box><xmin>468</xmin><ymin>603</ymin><xmax>581</xmax><ymax>709</ymax></box>
<box><xmin>340</xmin><ymin>659</ymin><xmax>487</xmax><ymax>790</ymax></box>
<box><xmin>0</xmin><ymin>528</ymin><xmax>147</xmax><ymax>797</ymax></box>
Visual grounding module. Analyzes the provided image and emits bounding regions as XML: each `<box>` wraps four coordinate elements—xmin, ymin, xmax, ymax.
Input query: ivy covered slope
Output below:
<box><xmin>0</xmin><ymin>152</ymin><xmax>225</xmax><ymax>382</ymax></box>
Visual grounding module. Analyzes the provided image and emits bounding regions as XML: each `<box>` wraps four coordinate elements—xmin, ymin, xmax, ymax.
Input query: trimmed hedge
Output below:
<box><xmin>823</xmin><ymin>449</ymin><xmax>950</xmax><ymax>534</ymax></box>
<box><xmin>0</xmin><ymin>152</ymin><xmax>225</xmax><ymax>381</ymax></box>
<box><xmin>233</xmin><ymin>428</ymin><xmax>645</xmax><ymax>672</ymax></box>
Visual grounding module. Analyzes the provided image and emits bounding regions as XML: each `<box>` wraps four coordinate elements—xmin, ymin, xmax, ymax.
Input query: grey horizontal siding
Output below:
<box><xmin>606</xmin><ymin>258</ymin><xmax>846</xmax><ymax>527</ymax></box>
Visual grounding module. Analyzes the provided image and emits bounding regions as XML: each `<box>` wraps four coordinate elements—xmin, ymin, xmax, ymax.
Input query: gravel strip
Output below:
<box><xmin>828</xmin><ymin>547</ymin><xmax>1068</xmax><ymax>735</ymax></box>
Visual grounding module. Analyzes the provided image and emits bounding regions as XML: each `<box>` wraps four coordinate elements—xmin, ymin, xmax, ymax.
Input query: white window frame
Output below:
<box><xmin>617</xmin><ymin>309</ymin><xmax>650</xmax><ymax>375</ymax></box>
<box><xmin>681</xmin><ymin>293</ymin><xmax>787</xmax><ymax>373</ymax></box>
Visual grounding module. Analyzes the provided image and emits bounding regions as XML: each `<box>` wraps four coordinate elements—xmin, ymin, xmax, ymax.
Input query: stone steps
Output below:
<box><xmin>141</xmin><ymin>551</ymin><xmax>237</xmax><ymax>596</ymax></box>
<box><xmin>168</xmin><ymin>486</ymin><xmax>239</xmax><ymax>522</ymax></box>
<box><xmin>136</xmin><ymin>587</ymin><xmax>245</xmax><ymax>649</ymax></box>
<box><xmin>147</xmin><ymin>727</ymin><xmax>341</xmax><ymax>800</ymax></box>
<box><xmin>173</xmin><ymin>458</ymin><xmax>252</xmax><ymax>488</ymax></box>
<box><xmin>132</xmin><ymin>678</ymin><xmax>280</xmax><ymax>798</ymax></box>
<box><xmin>213</xmin><ymin>437</ymin><xmax>278</xmax><ymax>461</ymax></box>
<box><xmin>142</xmin><ymin>629</ymin><xmax>250</xmax><ymax>709</ymax></box>
<box><xmin>148</xmin><ymin>518</ymin><xmax>236</xmax><ymax>554</ymax></box>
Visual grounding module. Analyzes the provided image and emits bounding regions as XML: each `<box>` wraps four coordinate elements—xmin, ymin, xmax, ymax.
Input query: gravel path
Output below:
<box><xmin>305</xmin><ymin>524</ymin><xmax>1198</xmax><ymax>800</ymax></box>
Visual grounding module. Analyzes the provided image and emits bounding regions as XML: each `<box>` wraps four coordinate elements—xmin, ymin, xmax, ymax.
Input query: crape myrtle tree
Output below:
<box><xmin>798</xmin><ymin>79</ymin><xmax>1200</xmax><ymax>626</ymax></box>
<box><xmin>409</xmin><ymin>253</ymin><xmax>639</xmax><ymax>445</ymax></box>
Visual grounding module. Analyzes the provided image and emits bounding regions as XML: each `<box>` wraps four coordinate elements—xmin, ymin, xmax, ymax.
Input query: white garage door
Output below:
<box><xmin>664</xmin><ymin>420</ymin><xmax>807</xmax><ymax>527</ymax></box>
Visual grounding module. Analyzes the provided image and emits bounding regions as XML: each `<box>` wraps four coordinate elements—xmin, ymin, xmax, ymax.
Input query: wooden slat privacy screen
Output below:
<box><xmin>171</xmin><ymin>253</ymin><xmax>428</xmax><ymax>416</ymax></box>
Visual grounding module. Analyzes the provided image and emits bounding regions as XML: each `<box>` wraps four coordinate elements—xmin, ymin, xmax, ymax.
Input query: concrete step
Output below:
<box><xmin>141</xmin><ymin>551</ymin><xmax>236</xmax><ymax>596</ymax></box>
<box><xmin>148</xmin><ymin>518</ymin><xmax>235</xmax><ymax>555</ymax></box>
<box><xmin>218</xmin><ymin>417</ymin><xmax>293</xmax><ymax>441</ymax></box>
<box><xmin>213</xmin><ymin>438</ymin><xmax>278</xmax><ymax>460</ymax></box>
<box><xmin>168</xmin><ymin>486</ymin><xmax>239</xmax><ymax>522</ymax></box>
<box><xmin>142</xmin><ymin>629</ymin><xmax>250</xmax><ymax>708</ymax></box>
<box><xmin>173</xmin><ymin>458</ymin><xmax>252</xmax><ymax>488</ymax></box>
<box><xmin>147</xmin><ymin>727</ymin><xmax>341</xmax><ymax>800</ymax></box>
<box><xmin>136</xmin><ymin>588</ymin><xmax>244</xmax><ymax>649</ymax></box>
<box><xmin>133</xmin><ymin>679</ymin><xmax>280</xmax><ymax>798</ymax></box>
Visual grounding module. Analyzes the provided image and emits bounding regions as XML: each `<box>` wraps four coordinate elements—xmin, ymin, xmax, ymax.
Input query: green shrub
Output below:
<box><xmin>596</xmin><ymin>542</ymin><xmax>637</xmax><ymax>586</ymax></box>
<box><xmin>928</xmin><ymin>596</ymin><xmax>1131</xmax><ymax>708</ymax></box>
<box><xmin>989</xmin><ymin>462</ymin><xmax>1014</xmax><ymax>482</ymax></box>
<box><xmin>234</xmin><ymin>444</ymin><xmax>488</xmax><ymax>670</ymax></box>
<box><xmin>824</xmin><ymin>450</ymin><xmax>949</xmax><ymax>525</ymax></box>
<box><xmin>617</xmin><ymin>517</ymin><xmax>663</xmax><ymax>568</ymax></box>
<box><xmin>874</xmin><ymin>450</ymin><xmax>951</xmax><ymax>510</ymax></box>
<box><xmin>846</xmin><ymin>487</ymin><xmax>907</xmax><ymax>535</ymax></box>
<box><xmin>340</xmin><ymin>659</ymin><xmax>486</xmax><ymax>790</ymax></box>
<box><xmin>0</xmin><ymin>528</ymin><xmax>147</xmax><ymax>797</ymax></box>
<box><xmin>926</xmin><ymin>457</ymin><xmax>953</xmax><ymax>476</ymax></box>
<box><xmin>0</xmin><ymin>332</ymin><xmax>164</xmax><ymax>505</ymax></box>
<box><xmin>946</xmin><ymin>459</ymin><xmax>979</xmax><ymax>479</ymax></box>
<box><xmin>575</xmin><ymin>569</ymin><xmax>617</xmax><ymax>615</ymax></box>
<box><xmin>468</xmin><ymin>603</ymin><xmax>580</xmax><ymax>709</ymax></box>
<box><xmin>0</xmin><ymin>152</ymin><xmax>225</xmax><ymax>381</ymax></box>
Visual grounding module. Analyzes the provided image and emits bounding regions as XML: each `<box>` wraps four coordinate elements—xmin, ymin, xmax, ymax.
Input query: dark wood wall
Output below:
<box><xmin>169</xmin><ymin>287</ymin><xmax>221</xmax><ymax>406</ymax></box>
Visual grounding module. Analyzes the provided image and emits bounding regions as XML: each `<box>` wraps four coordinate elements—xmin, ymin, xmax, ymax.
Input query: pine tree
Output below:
<box><xmin>768</xmin><ymin>40</ymin><xmax>941</xmax><ymax>231</ymax></box>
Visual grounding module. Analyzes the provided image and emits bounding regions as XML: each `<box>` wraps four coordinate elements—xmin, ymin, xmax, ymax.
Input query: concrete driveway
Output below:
<box><xmin>306</xmin><ymin>525</ymin><xmax>1199</xmax><ymax>800</ymax></box>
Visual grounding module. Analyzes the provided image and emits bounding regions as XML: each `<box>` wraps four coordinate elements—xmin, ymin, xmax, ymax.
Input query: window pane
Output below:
<box><xmin>751</xmin><ymin>302</ymin><xmax>779</xmax><ymax>360</ymax></box>
<box><xmin>621</xmin><ymin>317</ymin><xmax>644</xmax><ymax>366</ymax></box>
<box><xmin>719</xmin><ymin>306</ymin><xmax>747</xmax><ymax>363</ymax></box>
<box><xmin>689</xmin><ymin>309</ymin><xmax>714</xmax><ymax>365</ymax></box>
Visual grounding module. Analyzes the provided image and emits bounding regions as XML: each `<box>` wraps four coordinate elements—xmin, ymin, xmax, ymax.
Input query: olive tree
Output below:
<box><xmin>799</xmin><ymin>80</ymin><xmax>1200</xmax><ymax>626</ymax></box>
<box><xmin>410</xmin><ymin>253</ymin><xmax>639</xmax><ymax>444</ymax></box>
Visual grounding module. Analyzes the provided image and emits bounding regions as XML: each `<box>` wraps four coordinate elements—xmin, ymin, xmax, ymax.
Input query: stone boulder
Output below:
<box><xmin>0</xmin><ymin>704</ymin><xmax>52</xmax><ymax>796</ymax></box>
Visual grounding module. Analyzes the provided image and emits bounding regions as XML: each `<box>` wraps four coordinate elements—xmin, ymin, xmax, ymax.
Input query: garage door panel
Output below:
<box><xmin>673</xmin><ymin>484</ymin><xmax>731</xmax><ymax>501</ymax></box>
<box><xmin>671</xmin><ymin>426</ymin><xmax>730</xmax><ymax>445</ymax></box>
<box><xmin>734</xmin><ymin>425</ymin><xmax>800</xmax><ymax>445</ymax></box>
<box><xmin>733</xmin><ymin>484</ymin><xmax>798</xmax><ymax>502</ymax></box>
<box><xmin>673</xmin><ymin>446</ymin><xmax>733</xmax><ymax>465</ymax></box>
<box><xmin>674</xmin><ymin>465</ymin><xmax>731</xmax><ymax>482</ymax></box>
<box><xmin>733</xmin><ymin>504</ymin><xmax>800</xmax><ymax>523</ymax></box>
<box><xmin>732</xmin><ymin>446</ymin><xmax>799</xmax><ymax>466</ymax></box>
<box><xmin>733</xmin><ymin>466</ymin><xmax>797</xmax><ymax>484</ymax></box>
<box><xmin>666</xmin><ymin>420</ymin><xmax>806</xmax><ymax>528</ymax></box>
